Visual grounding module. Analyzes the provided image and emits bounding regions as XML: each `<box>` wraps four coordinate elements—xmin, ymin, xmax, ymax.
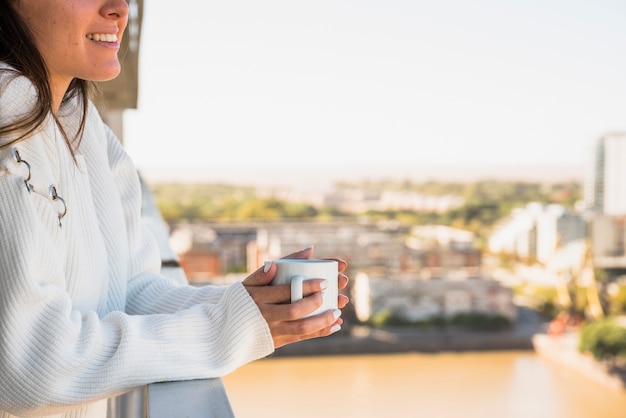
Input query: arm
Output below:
<box><xmin>0</xmin><ymin>180</ymin><xmax>273</xmax><ymax>416</ymax></box>
<box><xmin>0</xmin><ymin>136</ymin><xmax>274</xmax><ymax>418</ymax></box>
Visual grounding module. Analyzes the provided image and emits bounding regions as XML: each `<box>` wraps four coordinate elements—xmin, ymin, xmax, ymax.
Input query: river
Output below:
<box><xmin>223</xmin><ymin>351</ymin><xmax>626</xmax><ymax>418</ymax></box>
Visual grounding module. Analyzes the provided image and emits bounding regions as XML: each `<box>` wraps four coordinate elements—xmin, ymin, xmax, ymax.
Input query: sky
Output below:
<box><xmin>124</xmin><ymin>0</ymin><xmax>626</xmax><ymax>186</ymax></box>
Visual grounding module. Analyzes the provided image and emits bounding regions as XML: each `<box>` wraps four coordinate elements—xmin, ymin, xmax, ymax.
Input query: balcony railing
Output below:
<box><xmin>107</xmin><ymin>176</ymin><xmax>235</xmax><ymax>418</ymax></box>
<box><xmin>108</xmin><ymin>378</ymin><xmax>235</xmax><ymax>418</ymax></box>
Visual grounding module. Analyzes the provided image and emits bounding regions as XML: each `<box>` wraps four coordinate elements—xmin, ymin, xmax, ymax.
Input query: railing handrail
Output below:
<box><xmin>146</xmin><ymin>379</ymin><xmax>235</xmax><ymax>418</ymax></box>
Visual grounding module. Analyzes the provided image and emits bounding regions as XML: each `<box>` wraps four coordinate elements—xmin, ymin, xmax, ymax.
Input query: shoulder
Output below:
<box><xmin>0</xmin><ymin>63</ymin><xmax>36</xmax><ymax>92</ymax></box>
<box><xmin>0</xmin><ymin>64</ymin><xmax>39</xmax><ymax>129</ymax></box>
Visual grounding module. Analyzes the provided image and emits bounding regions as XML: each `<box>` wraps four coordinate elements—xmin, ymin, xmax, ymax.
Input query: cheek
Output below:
<box><xmin>29</xmin><ymin>17</ymin><xmax>66</xmax><ymax>52</ymax></box>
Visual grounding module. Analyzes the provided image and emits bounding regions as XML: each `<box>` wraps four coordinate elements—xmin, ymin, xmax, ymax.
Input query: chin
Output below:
<box><xmin>88</xmin><ymin>63</ymin><xmax>122</xmax><ymax>82</ymax></box>
<box><xmin>98</xmin><ymin>73</ymin><xmax>121</xmax><ymax>82</ymax></box>
<box><xmin>98</xmin><ymin>68</ymin><xmax>122</xmax><ymax>82</ymax></box>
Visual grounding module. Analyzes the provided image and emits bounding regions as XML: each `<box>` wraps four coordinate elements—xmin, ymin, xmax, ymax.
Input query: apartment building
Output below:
<box><xmin>487</xmin><ymin>203</ymin><xmax>586</xmax><ymax>265</ymax></box>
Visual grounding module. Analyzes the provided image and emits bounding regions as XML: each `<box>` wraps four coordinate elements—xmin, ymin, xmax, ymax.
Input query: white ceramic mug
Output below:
<box><xmin>270</xmin><ymin>259</ymin><xmax>339</xmax><ymax>318</ymax></box>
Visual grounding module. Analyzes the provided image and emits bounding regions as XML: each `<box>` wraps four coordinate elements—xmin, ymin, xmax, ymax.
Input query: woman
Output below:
<box><xmin>0</xmin><ymin>1</ymin><xmax>349</xmax><ymax>417</ymax></box>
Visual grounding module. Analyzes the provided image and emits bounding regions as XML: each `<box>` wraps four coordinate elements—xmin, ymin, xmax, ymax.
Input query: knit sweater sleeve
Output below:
<box><xmin>0</xmin><ymin>118</ymin><xmax>274</xmax><ymax>416</ymax></box>
<box><xmin>101</xmin><ymin>123</ymin><xmax>233</xmax><ymax>313</ymax></box>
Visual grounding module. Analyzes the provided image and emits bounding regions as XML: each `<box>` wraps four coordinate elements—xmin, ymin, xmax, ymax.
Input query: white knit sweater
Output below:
<box><xmin>0</xmin><ymin>72</ymin><xmax>275</xmax><ymax>418</ymax></box>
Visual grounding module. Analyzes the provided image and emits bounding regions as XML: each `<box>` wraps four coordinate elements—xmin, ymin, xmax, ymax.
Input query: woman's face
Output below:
<box><xmin>13</xmin><ymin>0</ymin><xmax>129</xmax><ymax>87</ymax></box>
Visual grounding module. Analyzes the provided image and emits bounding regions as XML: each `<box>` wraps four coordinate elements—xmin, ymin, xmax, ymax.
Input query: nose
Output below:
<box><xmin>101</xmin><ymin>0</ymin><xmax>130</xmax><ymax>20</ymax></box>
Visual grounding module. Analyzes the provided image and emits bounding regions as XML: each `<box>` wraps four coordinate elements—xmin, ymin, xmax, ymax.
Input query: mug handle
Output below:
<box><xmin>290</xmin><ymin>275</ymin><xmax>305</xmax><ymax>303</ymax></box>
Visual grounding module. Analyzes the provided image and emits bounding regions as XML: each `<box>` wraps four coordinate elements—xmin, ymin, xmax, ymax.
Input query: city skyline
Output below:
<box><xmin>124</xmin><ymin>0</ymin><xmax>626</xmax><ymax>186</ymax></box>
<box><xmin>138</xmin><ymin>162</ymin><xmax>583</xmax><ymax>189</ymax></box>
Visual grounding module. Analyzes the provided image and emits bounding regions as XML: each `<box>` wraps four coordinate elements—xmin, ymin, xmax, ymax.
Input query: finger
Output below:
<box><xmin>272</xmin><ymin>306</ymin><xmax>341</xmax><ymax>336</ymax></box>
<box><xmin>247</xmin><ymin>277</ymin><xmax>329</xmax><ymax>305</ymax></box>
<box><xmin>338</xmin><ymin>294</ymin><xmax>349</xmax><ymax>309</ymax></box>
<box><xmin>288</xmin><ymin>315</ymin><xmax>344</xmax><ymax>342</ymax></box>
<box><xmin>272</xmin><ymin>312</ymin><xmax>343</xmax><ymax>348</ymax></box>
<box><xmin>246</xmin><ymin>283</ymin><xmax>293</xmax><ymax>305</ymax></box>
<box><xmin>263</xmin><ymin>293</ymin><xmax>325</xmax><ymax>322</ymax></box>
<box><xmin>242</xmin><ymin>260</ymin><xmax>275</xmax><ymax>286</ymax></box>
<box><xmin>243</xmin><ymin>246</ymin><xmax>316</xmax><ymax>287</ymax></box>
<box><xmin>300</xmin><ymin>279</ymin><xmax>329</xmax><ymax>297</ymax></box>
<box><xmin>311</xmin><ymin>317</ymin><xmax>344</xmax><ymax>338</ymax></box>
<box><xmin>338</xmin><ymin>273</ymin><xmax>348</xmax><ymax>290</ymax></box>
<box><xmin>322</xmin><ymin>257</ymin><xmax>347</xmax><ymax>272</ymax></box>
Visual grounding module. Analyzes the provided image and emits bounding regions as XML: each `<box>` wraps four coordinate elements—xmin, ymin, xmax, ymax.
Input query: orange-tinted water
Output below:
<box><xmin>224</xmin><ymin>351</ymin><xmax>626</xmax><ymax>418</ymax></box>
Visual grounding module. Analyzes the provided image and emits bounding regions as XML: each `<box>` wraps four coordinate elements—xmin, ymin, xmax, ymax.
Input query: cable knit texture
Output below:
<box><xmin>0</xmin><ymin>70</ymin><xmax>275</xmax><ymax>418</ymax></box>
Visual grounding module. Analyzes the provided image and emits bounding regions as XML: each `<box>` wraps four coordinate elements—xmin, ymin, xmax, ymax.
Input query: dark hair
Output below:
<box><xmin>0</xmin><ymin>0</ymin><xmax>92</xmax><ymax>156</ymax></box>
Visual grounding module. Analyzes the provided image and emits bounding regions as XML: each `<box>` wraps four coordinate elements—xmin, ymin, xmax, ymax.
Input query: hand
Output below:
<box><xmin>243</xmin><ymin>246</ymin><xmax>349</xmax><ymax>349</ymax></box>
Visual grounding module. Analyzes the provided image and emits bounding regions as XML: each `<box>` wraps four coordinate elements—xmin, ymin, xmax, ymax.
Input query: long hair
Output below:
<box><xmin>0</xmin><ymin>0</ymin><xmax>92</xmax><ymax>156</ymax></box>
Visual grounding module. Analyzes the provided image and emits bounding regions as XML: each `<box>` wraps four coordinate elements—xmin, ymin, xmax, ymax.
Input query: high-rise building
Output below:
<box><xmin>586</xmin><ymin>133</ymin><xmax>626</xmax><ymax>216</ymax></box>
<box><xmin>487</xmin><ymin>203</ymin><xmax>586</xmax><ymax>265</ymax></box>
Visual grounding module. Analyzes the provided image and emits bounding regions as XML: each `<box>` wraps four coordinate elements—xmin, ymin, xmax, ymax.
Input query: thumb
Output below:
<box><xmin>243</xmin><ymin>260</ymin><xmax>274</xmax><ymax>286</ymax></box>
<box><xmin>244</xmin><ymin>245</ymin><xmax>314</xmax><ymax>286</ymax></box>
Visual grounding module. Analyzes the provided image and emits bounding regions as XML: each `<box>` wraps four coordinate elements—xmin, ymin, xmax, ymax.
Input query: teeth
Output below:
<box><xmin>86</xmin><ymin>33</ymin><xmax>118</xmax><ymax>42</ymax></box>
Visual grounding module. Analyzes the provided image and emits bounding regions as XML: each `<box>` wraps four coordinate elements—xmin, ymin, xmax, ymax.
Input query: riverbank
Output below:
<box><xmin>273</xmin><ymin>306</ymin><xmax>545</xmax><ymax>357</ymax></box>
<box><xmin>273</xmin><ymin>324</ymin><xmax>538</xmax><ymax>357</ymax></box>
<box><xmin>532</xmin><ymin>332</ymin><xmax>626</xmax><ymax>391</ymax></box>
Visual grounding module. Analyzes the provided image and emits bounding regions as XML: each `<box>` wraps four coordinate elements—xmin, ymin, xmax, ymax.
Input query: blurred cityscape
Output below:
<box><xmin>134</xmin><ymin>137</ymin><xmax>624</xmax><ymax>395</ymax></box>
<box><xmin>160</xmin><ymin>133</ymin><xmax>624</xmax><ymax>333</ymax></box>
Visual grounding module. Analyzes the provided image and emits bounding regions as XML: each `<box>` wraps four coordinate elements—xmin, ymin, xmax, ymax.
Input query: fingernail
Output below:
<box><xmin>330</xmin><ymin>324</ymin><xmax>341</xmax><ymax>334</ymax></box>
<box><xmin>332</xmin><ymin>309</ymin><xmax>342</xmax><ymax>320</ymax></box>
<box><xmin>320</xmin><ymin>279</ymin><xmax>329</xmax><ymax>290</ymax></box>
<box><xmin>303</xmin><ymin>245</ymin><xmax>314</xmax><ymax>251</ymax></box>
<box><xmin>263</xmin><ymin>261</ymin><xmax>272</xmax><ymax>274</ymax></box>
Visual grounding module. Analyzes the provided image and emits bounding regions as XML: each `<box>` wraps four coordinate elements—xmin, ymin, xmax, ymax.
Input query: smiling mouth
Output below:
<box><xmin>86</xmin><ymin>33</ymin><xmax>118</xmax><ymax>42</ymax></box>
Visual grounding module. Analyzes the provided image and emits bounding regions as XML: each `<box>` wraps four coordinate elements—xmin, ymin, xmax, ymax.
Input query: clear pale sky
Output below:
<box><xmin>124</xmin><ymin>0</ymin><xmax>626</xmax><ymax>185</ymax></box>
